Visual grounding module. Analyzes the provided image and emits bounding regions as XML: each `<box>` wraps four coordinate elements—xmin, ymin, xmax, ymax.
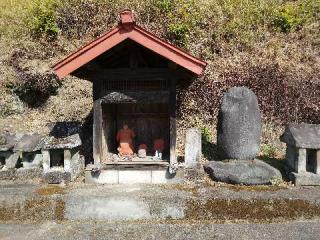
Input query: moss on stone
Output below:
<box><xmin>36</xmin><ymin>185</ymin><xmax>65</xmax><ymax>196</ymax></box>
<box><xmin>185</xmin><ymin>198</ymin><xmax>320</xmax><ymax>223</ymax></box>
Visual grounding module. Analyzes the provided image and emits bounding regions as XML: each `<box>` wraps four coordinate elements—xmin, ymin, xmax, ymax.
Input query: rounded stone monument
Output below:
<box><xmin>217</xmin><ymin>87</ymin><xmax>262</xmax><ymax>159</ymax></box>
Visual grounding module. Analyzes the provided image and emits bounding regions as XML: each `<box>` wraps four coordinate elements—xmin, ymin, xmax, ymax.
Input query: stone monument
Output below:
<box><xmin>217</xmin><ymin>86</ymin><xmax>262</xmax><ymax>159</ymax></box>
<box><xmin>205</xmin><ymin>87</ymin><xmax>282</xmax><ymax>185</ymax></box>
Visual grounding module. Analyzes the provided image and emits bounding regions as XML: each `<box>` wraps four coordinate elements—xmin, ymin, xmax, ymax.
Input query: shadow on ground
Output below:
<box><xmin>202</xmin><ymin>139</ymin><xmax>219</xmax><ymax>160</ymax></box>
<box><xmin>257</xmin><ymin>155</ymin><xmax>289</xmax><ymax>181</ymax></box>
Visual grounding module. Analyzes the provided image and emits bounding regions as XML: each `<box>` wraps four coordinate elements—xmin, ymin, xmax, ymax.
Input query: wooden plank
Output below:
<box><xmin>93</xmin><ymin>99</ymin><xmax>103</xmax><ymax>165</ymax></box>
<box><xmin>169</xmin><ymin>77</ymin><xmax>177</xmax><ymax>166</ymax></box>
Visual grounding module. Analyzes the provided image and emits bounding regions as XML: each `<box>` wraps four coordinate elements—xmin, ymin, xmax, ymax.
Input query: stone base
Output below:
<box><xmin>290</xmin><ymin>172</ymin><xmax>320</xmax><ymax>186</ymax></box>
<box><xmin>205</xmin><ymin>159</ymin><xmax>282</xmax><ymax>185</ymax></box>
<box><xmin>0</xmin><ymin>169</ymin><xmax>16</xmax><ymax>180</ymax></box>
<box><xmin>85</xmin><ymin>167</ymin><xmax>182</xmax><ymax>184</ymax></box>
<box><xmin>43</xmin><ymin>168</ymin><xmax>71</xmax><ymax>184</ymax></box>
<box><xmin>16</xmin><ymin>167</ymin><xmax>42</xmax><ymax>179</ymax></box>
<box><xmin>0</xmin><ymin>167</ymin><xmax>42</xmax><ymax>181</ymax></box>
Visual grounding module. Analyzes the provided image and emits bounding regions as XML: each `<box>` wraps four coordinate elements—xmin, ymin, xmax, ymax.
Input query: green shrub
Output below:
<box><xmin>27</xmin><ymin>0</ymin><xmax>60</xmax><ymax>38</ymax></box>
<box><xmin>200</xmin><ymin>126</ymin><xmax>218</xmax><ymax>160</ymax></box>
<box><xmin>168</xmin><ymin>22</ymin><xmax>190</xmax><ymax>48</ymax></box>
<box><xmin>201</xmin><ymin>126</ymin><xmax>211</xmax><ymax>144</ymax></box>
<box><xmin>153</xmin><ymin>0</ymin><xmax>174</xmax><ymax>13</ymax></box>
<box><xmin>272</xmin><ymin>5</ymin><xmax>303</xmax><ymax>32</ymax></box>
<box><xmin>261</xmin><ymin>144</ymin><xmax>278</xmax><ymax>158</ymax></box>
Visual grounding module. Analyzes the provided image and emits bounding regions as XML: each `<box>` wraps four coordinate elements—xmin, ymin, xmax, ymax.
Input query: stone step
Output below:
<box><xmin>85</xmin><ymin>168</ymin><xmax>179</xmax><ymax>184</ymax></box>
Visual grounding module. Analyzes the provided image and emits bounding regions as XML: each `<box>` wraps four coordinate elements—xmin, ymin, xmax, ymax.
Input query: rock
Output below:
<box><xmin>217</xmin><ymin>87</ymin><xmax>262</xmax><ymax>159</ymax></box>
<box><xmin>205</xmin><ymin>159</ymin><xmax>282</xmax><ymax>185</ymax></box>
<box><xmin>185</xmin><ymin>128</ymin><xmax>202</xmax><ymax>168</ymax></box>
<box><xmin>280</xmin><ymin>123</ymin><xmax>320</xmax><ymax>149</ymax></box>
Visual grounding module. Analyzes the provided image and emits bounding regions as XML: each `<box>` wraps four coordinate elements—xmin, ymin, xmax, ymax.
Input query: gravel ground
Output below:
<box><xmin>1</xmin><ymin>220</ymin><xmax>320</xmax><ymax>240</ymax></box>
<box><xmin>1</xmin><ymin>182</ymin><xmax>320</xmax><ymax>239</ymax></box>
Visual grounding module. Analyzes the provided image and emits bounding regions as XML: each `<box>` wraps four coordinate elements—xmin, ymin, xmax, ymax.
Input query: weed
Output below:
<box><xmin>27</xmin><ymin>0</ymin><xmax>61</xmax><ymax>38</ymax></box>
<box><xmin>261</xmin><ymin>144</ymin><xmax>278</xmax><ymax>158</ymax></box>
<box><xmin>168</xmin><ymin>22</ymin><xmax>189</xmax><ymax>48</ymax></box>
<box><xmin>273</xmin><ymin>5</ymin><xmax>303</xmax><ymax>33</ymax></box>
<box><xmin>270</xmin><ymin>176</ymin><xmax>284</xmax><ymax>186</ymax></box>
<box><xmin>153</xmin><ymin>0</ymin><xmax>174</xmax><ymax>13</ymax></box>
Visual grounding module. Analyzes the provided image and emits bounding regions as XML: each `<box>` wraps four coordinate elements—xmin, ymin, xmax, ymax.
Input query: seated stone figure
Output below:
<box><xmin>116</xmin><ymin>124</ymin><xmax>135</xmax><ymax>156</ymax></box>
<box><xmin>153</xmin><ymin>138</ymin><xmax>165</xmax><ymax>160</ymax></box>
<box><xmin>138</xmin><ymin>144</ymin><xmax>147</xmax><ymax>158</ymax></box>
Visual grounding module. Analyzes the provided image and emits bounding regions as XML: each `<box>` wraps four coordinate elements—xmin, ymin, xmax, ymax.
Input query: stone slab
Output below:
<box><xmin>0</xmin><ymin>134</ymin><xmax>23</xmax><ymax>151</ymax></box>
<box><xmin>41</xmin><ymin>134</ymin><xmax>81</xmax><ymax>150</ymax></box>
<box><xmin>290</xmin><ymin>172</ymin><xmax>320</xmax><ymax>186</ymax></box>
<box><xmin>85</xmin><ymin>169</ymin><xmax>119</xmax><ymax>184</ymax></box>
<box><xmin>5</xmin><ymin>152</ymin><xmax>20</xmax><ymax>169</ymax></box>
<box><xmin>15</xmin><ymin>167</ymin><xmax>42</xmax><ymax>179</ymax></box>
<box><xmin>119</xmin><ymin>170</ymin><xmax>152</xmax><ymax>184</ymax></box>
<box><xmin>280</xmin><ymin>123</ymin><xmax>320</xmax><ymax>149</ymax></box>
<box><xmin>85</xmin><ymin>168</ymin><xmax>179</xmax><ymax>184</ymax></box>
<box><xmin>0</xmin><ymin>168</ymin><xmax>42</xmax><ymax>180</ymax></box>
<box><xmin>43</xmin><ymin>169</ymin><xmax>71</xmax><ymax>184</ymax></box>
<box><xmin>13</xmin><ymin>134</ymin><xmax>43</xmax><ymax>152</ymax></box>
<box><xmin>185</xmin><ymin>128</ymin><xmax>201</xmax><ymax>168</ymax></box>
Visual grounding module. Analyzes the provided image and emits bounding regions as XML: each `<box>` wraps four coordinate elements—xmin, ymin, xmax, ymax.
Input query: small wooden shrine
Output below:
<box><xmin>53</xmin><ymin>10</ymin><xmax>206</xmax><ymax>182</ymax></box>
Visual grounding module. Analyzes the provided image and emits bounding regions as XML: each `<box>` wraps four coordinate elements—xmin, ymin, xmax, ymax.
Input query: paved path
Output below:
<box><xmin>1</xmin><ymin>220</ymin><xmax>320</xmax><ymax>240</ymax></box>
<box><xmin>1</xmin><ymin>183</ymin><xmax>320</xmax><ymax>239</ymax></box>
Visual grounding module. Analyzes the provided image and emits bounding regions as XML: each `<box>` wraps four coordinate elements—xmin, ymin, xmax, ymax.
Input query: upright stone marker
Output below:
<box><xmin>185</xmin><ymin>128</ymin><xmax>201</xmax><ymax>168</ymax></box>
<box><xmin>217</xmin><ymin>87</ymin><xmax>262</xmax><ymax>159</ymax></box>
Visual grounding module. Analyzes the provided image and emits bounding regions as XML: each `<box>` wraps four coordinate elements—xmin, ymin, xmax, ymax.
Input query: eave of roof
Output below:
<box><xmin>53</xmin><ymin>14</ymin><xmax>207</xmax><ymax>79</ymax></box>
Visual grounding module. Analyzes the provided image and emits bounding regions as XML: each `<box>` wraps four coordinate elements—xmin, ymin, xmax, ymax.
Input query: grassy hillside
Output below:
<box><xmin>0</xmin><ymin>0</ymin><xmax>319</xmax><ymax>157</ymax></box>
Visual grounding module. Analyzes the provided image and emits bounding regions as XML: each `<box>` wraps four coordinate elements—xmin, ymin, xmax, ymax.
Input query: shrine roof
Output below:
<box><xmin>53</xmin><ymin>10</ymin><xmax>207</xmax><ymax>79</ymax></box>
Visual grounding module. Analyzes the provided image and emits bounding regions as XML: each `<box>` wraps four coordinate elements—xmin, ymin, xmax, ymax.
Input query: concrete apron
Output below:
<box><xmin>66</xmin><ymin>196</ymin><xmax>185</xmax><ymax>221</ymax></box>
<box><xmin>2</xmin><ymin>184</ymin><xmax>320</xmax><ymax>223</ymax></box>
<box><xmin>0</xmin><ymin>184</ymin><xmax>188</xmax><ymax>222</ymax></box>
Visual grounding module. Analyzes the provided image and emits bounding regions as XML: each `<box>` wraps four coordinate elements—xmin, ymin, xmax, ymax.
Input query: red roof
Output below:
<box><xmin>53</xmin><ymin>10</ymin><xmax>207</xmax><ymax>79</ymax></box>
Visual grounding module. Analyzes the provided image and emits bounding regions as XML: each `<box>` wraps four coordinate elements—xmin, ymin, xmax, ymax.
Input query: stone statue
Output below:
<box><xmin>138</xmin><ymin>144</ymin><xmax>147</xmax><ymax>158</ymax></box>
<box><xmin>116</xmin><ymin>124</ymin><xmax>135</xmax><ymax>156</ymax></box>
<box><xmin>153</xmin><ymin>138</ymin><xmax>165</xmax><ymax>160</ymax></box>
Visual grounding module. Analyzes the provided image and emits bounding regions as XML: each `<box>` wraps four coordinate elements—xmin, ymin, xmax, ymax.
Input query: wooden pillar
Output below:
<box><xmin>169</xmin><ymin>78</ymin><xmax>177</xmax><ymax>167</ymax></box>
<box><xmin>93</xmin><ymin>99</ymin><xmax>103</xmax><ymax>165</ymax></box>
